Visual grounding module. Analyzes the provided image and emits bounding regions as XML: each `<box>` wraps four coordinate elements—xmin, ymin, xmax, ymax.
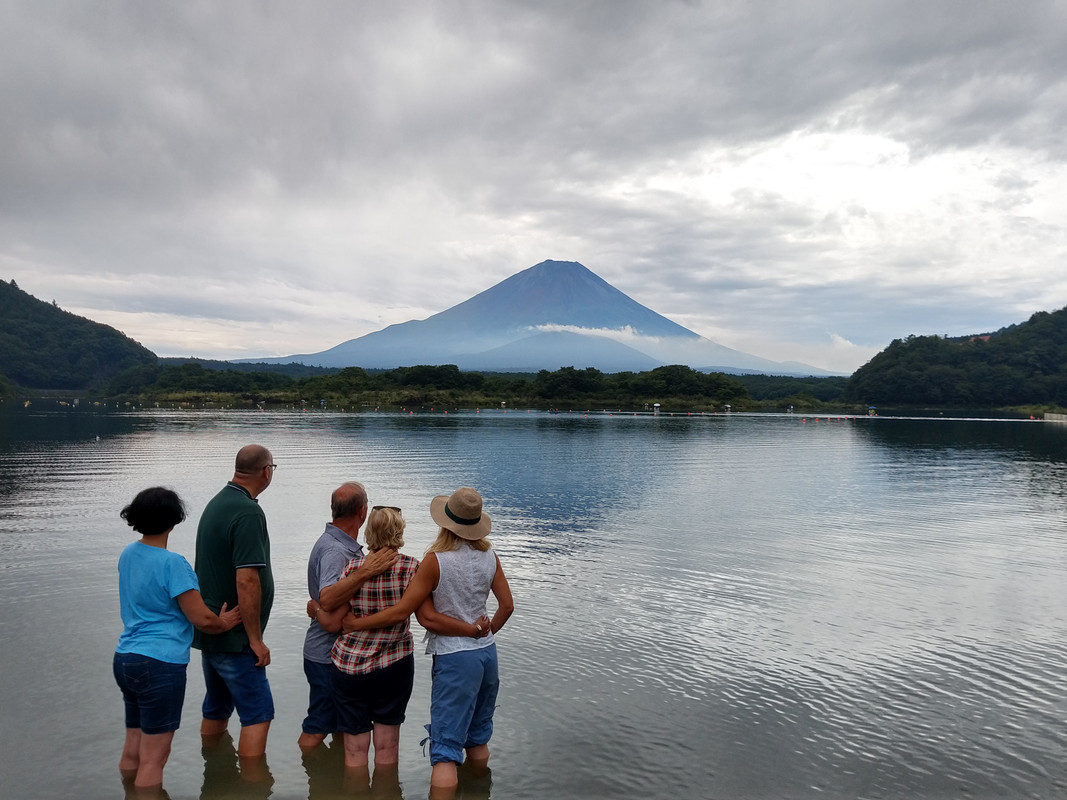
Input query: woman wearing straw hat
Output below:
<box><xmin>341</xmin><ymin>487</ymin><xmax>514</xmax><ymax>791</ymax></box>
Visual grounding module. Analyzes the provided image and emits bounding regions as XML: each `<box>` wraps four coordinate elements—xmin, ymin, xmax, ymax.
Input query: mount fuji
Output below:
<box><xmin>245</xmin><ymin>260</ymin><xmax>831</xmax><ymax>376</ymax></box>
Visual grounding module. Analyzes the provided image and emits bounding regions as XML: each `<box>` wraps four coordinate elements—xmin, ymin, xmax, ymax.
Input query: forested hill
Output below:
<box><xmin>0</xmin><ymin>279</ymin><xmax>157</xmax><ymax>390</ymax></box>
<box><xmin>846</xmin><ymin>307</ymin><xmax>1067</xmax><ymax>407</ymax></box>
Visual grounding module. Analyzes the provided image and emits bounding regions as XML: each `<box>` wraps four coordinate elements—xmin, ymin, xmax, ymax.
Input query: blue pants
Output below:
<box><xmin>427</xmin><ymin>645</ymin><xmax>499</xmax><ymax>765</ymax></box>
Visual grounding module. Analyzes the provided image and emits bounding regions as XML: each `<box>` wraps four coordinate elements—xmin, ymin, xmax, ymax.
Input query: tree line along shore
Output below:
<box><xmin>8</xmin><ymin>362</ymin><xmax>848</xmax><ymax>415</ymax></box>
<box><xmin>2</xmin><ymin>360</ymin><xmax>1054</xmax><ymax>418</ymax></box>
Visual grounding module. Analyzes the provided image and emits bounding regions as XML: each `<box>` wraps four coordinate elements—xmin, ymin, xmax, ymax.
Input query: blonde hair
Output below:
<box><xmin>424</xmin><ymin>527</ymin><xmax>491</xmax><ymax>555</ymax></box>
<box><xmin>365</xmin><ymin>507</ymin><xmax>405</xmax><ymax>550</ymax></box>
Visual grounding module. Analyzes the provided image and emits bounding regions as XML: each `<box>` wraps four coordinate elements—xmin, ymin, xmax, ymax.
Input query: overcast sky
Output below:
<box><xmin>3</xmin><ymin>1</ymin><xmax>1067</xmax><ymax>374</ymax></box>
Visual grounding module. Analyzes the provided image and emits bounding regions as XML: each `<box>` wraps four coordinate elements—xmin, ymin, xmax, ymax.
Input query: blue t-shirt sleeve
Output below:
<box><xmin>166</xmin><ymin>553</ymin><xmax>200</xmax><ymax>599</ymax></box>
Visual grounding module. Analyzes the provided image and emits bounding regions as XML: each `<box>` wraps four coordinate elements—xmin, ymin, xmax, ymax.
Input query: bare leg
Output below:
<box><xmin>465</xmin><ymin>743</ymin><xmax>490</xmax><ymax>773</ymax></box>
<box><xmin>430</xmin><ymin>760</ymin><xmax>459</xmax><ymax>788</ymax></box>
<box><xmin>201</xmin><ymin>717</ymin><xmax>228</xmax><ymax>744</ymax></box>
<box><xmin>134</xmin><ymin>730</ymin><xmax>175</xmax><ymax>788</ymax></box>
<box><xmin>370</xmin><ymin>723</ymin><xmax>401</xmax><ymax>766</ymax></box>
<box><xmin>343</xmin><ymin>731</ymin><xmax>372</xmax><ymax>768</ymax></box>
<box><xmin>237</xmin><ymin>720</ymin><xmax>271</xmax><ymax>757</ymax></box>
<box><xmin>119</xmin><ymin>728</ymin><xmax>142</xmax><ymax>774</ymax></box>
<box><xmin>465</xmin><ymin>743</ymin><xmax>489</xmax><ymax>764</ymax></box>
<box><xmin>297</xmin><ymin>731</ymin><xmax>327</xmax><ymax>751</ymax></box>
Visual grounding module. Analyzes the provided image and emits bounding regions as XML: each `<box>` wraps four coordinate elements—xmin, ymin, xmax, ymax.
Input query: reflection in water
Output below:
<box><xmin>454</xmin><ymin>762</ymin><xmax>492</xmax><ymax>800</ymax></box>
<box><xmin>427</xmin><ymin>763</ymin><xmax>492</xmax><ymax>800</ymax></box>
<box><xmin>122</xmin><ymin>773</ymin><xmax>171</xmax><ymax>800</ymax></box>
<box><xmin>299</xmin><ymin>738</ymin><xmax>345</xmax><ymax>799</ymax></box>
<box><xmin>344</xmin><ymin>763</ymin><xmax>404</xmax><ymax>799</ymax></box>
<box><xmin>855</xmin><ymin>415</ymin><xmax>1067</xmax><ymax>462</ymax></box>
<box><xmin>298</xmin><ymin>737</ymin><xmax>409</xmax><ymax>800</ymax></box>
<box><xmin>200</xmin><ymin>733</ymin><xmax>275</xmax><ymax>799</ymax></box>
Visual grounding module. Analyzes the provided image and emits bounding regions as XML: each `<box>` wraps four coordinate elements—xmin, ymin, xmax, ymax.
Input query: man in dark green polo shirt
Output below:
<box><xmin>193</xmin><ymin>443</ymin><xmax>276</xmax><ymax>758</ymax></box>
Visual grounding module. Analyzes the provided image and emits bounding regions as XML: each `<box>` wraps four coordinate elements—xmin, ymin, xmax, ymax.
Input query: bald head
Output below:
<box><xmin>231</xmin><ymin>444</ymin><xmax>275</xmax><ymax>498</ymax></box>
<box><xmin>331</xmin><ymin>482</ymin><xmax>367</xmax><ymax>522</ymax></box>
<box><xmin>235</xmin><ymin>444</ymin><xmax>273</xmax><ymax>476</ymax></box>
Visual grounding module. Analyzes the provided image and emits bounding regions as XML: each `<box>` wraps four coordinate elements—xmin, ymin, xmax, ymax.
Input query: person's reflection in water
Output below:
<box><xmin>340</xmin><ymin>761</ymin><xmax>405</xmax><ymax>799</ymax></box>
<box><xmin>121</xmin><ymin>772</ymin><xmax>171</xmax><ymax>800</ymax></box>
<box><xmin>428</xmin><ymin>762</ymin><xmax>492</xmax><ymax>800</ymax></box>
<box><xmin>369</xmin><ymin>763</ymin><xmax>403</xmax><ymax>799</ymax></box>
<box><xmin>301</xmin><ymin>736</ymin><xmax>347</xmax><ymax>799</ymax></box>
<box><xmin>199</xmin><ymin>730</ymin><xmax>275</xmax><ymax>799</ymax></box>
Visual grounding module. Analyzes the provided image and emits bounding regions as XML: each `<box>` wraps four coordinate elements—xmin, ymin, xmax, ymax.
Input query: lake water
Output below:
<box><xmin>2</xmin><ymin>407</ymin><xmax>1067</xmax><ymax>799</ymax></box>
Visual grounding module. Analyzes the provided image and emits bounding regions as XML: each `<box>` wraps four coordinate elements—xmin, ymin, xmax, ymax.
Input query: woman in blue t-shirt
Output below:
<box><xmin>114</xmin><ymin>487</ymin><xmax>241</xmax><ymax>791</ymax></box>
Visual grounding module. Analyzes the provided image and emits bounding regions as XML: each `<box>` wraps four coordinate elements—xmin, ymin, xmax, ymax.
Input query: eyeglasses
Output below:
<box><xmin>372</xmin><ymin>505</ymin><xmax>401</xmax><ymax>512</ymax></box>
<box><xmin>265</xmin><ymin>463</ymin><xmax>278</xmax><ymax>470</ymax></box>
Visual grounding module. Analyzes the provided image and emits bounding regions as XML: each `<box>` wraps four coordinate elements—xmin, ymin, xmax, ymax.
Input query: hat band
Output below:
<box><xmin>445</xmin><ymin>503</ymin><xmax>481</xmax><ymax>526</ymax></box>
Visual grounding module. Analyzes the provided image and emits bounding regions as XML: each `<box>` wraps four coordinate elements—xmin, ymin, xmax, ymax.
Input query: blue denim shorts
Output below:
<box><xmin>426</xmin><ymin>645</ymin><xmax>499</xmax><ymax>765</ymax></box>
<box><xmin>113</xmin><ymin>651</ymin><xmax>188</xmax><ymax>735</ymax></box>
<box><xmin>331</xmin><ymin>655</ymin><xmax>415</xmax><ymax>735</ymax></box>
<box><xmin>302</xmin><ymin>658</ymin><xmax>339</xmax><ymax>735</ymax></box>
<box><xmin>200</xmin><ymin>647</ymin><xmax>275</xmax><ymax>727</ymax></box>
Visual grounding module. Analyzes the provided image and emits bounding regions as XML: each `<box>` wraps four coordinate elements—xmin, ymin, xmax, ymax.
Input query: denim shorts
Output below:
<box><xmin>113</xmin><ymin>651</ymin><xmax>188</xmax><ymax>735</ymax></box>
<box><xmin>426</xmin><ymin>645</ymin><xmax>499</xmax><ymax>765</ymax></box>
<box><xmin>331</xmin><ymin>655</ymin><xmax>415</xmax><ymax>735</ymax></box>
<box><xmin>201</xmin><ymin>647</ymin><xmax>275</xmax><ymax>727</ymax></box>
<box><xmin>302</xmin><ymin>658</ymin><xmax>338</xmax><ymax>735</ymax></box>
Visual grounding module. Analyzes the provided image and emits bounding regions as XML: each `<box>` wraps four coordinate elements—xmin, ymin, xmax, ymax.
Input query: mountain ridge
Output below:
<box><xmin>248</xmin><ymin>260</ymin><xmax>838</xmax><ymax>376</ymax></box>
<box><xmin>0</xmin><ymin>279</ymin><xmax>157</xmax><ymax>390</ymax></box>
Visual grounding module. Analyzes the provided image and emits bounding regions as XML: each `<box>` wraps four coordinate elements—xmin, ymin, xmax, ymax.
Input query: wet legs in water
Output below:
<box><xmin>119</xmin><ymin>727</ymin><xmax>175</xmax><ymax>789</ymax></box>
<box><xmin>430</xmin><ymin>743</ymin><xmax>490</xmax><ymax>790</ymax></box>
<box><xmin>342</xmin><ymin>723</ymin><xmax>401</xmax><ymax>768</ymax></box>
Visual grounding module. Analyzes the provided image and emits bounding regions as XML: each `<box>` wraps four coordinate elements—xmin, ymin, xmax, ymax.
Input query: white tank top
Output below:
<box><xmin>424</xmin><ymin>544</ymin><xmax>497</xmax><ymax>655</ymax></box>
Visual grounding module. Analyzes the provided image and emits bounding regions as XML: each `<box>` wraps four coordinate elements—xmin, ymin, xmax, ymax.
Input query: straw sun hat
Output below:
<box><xmin>429</xmin><ymin>487</ymin><xmax>492</xmax><ymax>541</ymax></box>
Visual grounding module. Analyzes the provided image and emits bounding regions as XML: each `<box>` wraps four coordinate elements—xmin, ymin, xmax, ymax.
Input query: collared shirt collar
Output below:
<box><xmin>225</xmin><ymin>481</ymin><xmax>257</xmax><ymax>503</ymax></box>
<box><xmin>324</xmin><ymin>522</ymin><xmax>363</xmax><ymax>556</ymax></box>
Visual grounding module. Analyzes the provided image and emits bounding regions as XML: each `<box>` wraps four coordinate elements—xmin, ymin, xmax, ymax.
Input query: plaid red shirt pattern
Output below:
<box><xmin>330</xmin><ymin>552</ymin><xmax>419</xmax><ymax>675</ymax></box>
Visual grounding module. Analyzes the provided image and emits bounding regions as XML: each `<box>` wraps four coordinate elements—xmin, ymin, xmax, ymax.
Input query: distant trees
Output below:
<box><xmin>106</xmin><ymin>362</ymin><xmax>297</xmax><ymax>401</ymax></box>
<box><xmin>733</xmin><ymin>374</ymin><xmax>849</xmax><ymax>404</ymax></box>
<box><xmin>845</xmin><ymin>307</ymin><xmax>1067</xmax><ymax>407</ymax></box>
<box><xmin>392</xmin><ymin>364</ymin><xmax>485</xmax><ymax>390</ymax></box>
<box><xmin>96</xmin><ymin>361</ymin><xmax>763</xmax><ymax>410</ymax></box>
<box><xmin>528</xmin><ymin>364</ymin><xmax>750</xmax><ymax>408</ymax></box>
<box><xmin>532</xmin><ymin>366</ymin><xmax>606</xmax><ymax>398</ymax></box>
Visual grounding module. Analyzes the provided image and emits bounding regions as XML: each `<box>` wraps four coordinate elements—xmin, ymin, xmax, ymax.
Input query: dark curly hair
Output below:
<box><xmin>120</xmin><ymin>487</ymin><xmax>187</xmax><ymax>536</ymax></box>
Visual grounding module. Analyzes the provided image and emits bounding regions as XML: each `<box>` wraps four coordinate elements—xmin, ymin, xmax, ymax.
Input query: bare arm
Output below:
<box><xmin>318</xmin><ymin>548</ymin><xmax>398</xmax><ymax>612</ymax></box>
<box><xmin>236</xmin><ymin>567</ymin><xmax>269</xmax><ymax>667</ymax></box>
<box><xmin>488</xmin><ymin>554</ymin><xmax>514</xmax><ymax>635</ymax></box>
<box><xmin>415</xmin><ymin>595</ymin><xmax>487</xmax><ymax>637</ymax></box>
<box><xmin>312</xmin><ymin>602</ymin><xmax>348</xmax><ymax>634</ymax></box>
<box><xmin>177</xmin><ymin>591</ymin><xmax>241</xmax><ymax>634</ymax></box>
<box><xmin>342</xmin><ymin>554</ymin><xmax>440</xmax><ymax>632</ymax></box>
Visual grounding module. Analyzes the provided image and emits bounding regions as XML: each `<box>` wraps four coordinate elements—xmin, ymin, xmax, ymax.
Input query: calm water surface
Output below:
<box><xmin>2</xmin><ymin>408</ymin><xmax>1067</xmax><ymax>799</ymax></box>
